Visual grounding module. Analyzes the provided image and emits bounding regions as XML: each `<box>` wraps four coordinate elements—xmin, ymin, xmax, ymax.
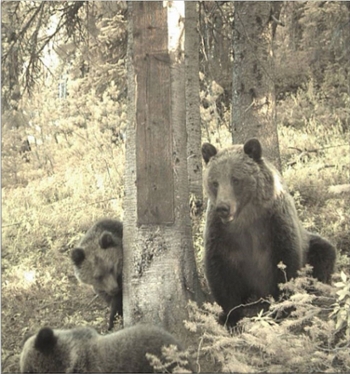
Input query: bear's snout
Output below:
<box><xmin>108</xmin><ymin>286</ymin><xmax>120</xmax><ymax>296</ymax></box>
<box><xmin>106</xmin><ymin>282</ymin><xmax>120</xmax><ymax>296</ymax></box>
<box><xmin>216</xmin><ymin>203</ymin><xmax>234</xmax><ymax>223</ymax></box>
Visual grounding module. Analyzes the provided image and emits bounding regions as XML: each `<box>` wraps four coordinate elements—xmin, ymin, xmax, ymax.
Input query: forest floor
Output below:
<box><xmin>2</xmin><ymin>114</ymin><xmax>349</xmax><ymax>372</ymax></box>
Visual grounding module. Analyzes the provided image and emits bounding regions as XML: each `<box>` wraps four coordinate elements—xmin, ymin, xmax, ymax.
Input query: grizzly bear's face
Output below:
<box><xmin>202</xmin><ymin>138</ymin><xmax>277</xmax><ymax>224</ymax></box>
<box><xmin>71</xmin><ymin>220</ymin><xmax>123</xmax><ymax>297</ymax></box>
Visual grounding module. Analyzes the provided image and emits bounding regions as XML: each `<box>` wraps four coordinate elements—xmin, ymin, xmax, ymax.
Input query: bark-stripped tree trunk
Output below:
<box><xmin>185</xmin><ymin>1</ymin><xmax>203</xmax><ymax>214</ymax></box>
<box><xmin>231</xmin><ymin>2</ymin><xmax>281</xmax><ymax>171</ymax></box>
<box><xmin>123</xmin><ymin>1</ymin><xmax>204</xmax><ymax>342</ymax></box>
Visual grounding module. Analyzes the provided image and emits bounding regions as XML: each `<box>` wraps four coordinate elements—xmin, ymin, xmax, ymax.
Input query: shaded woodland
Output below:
<box><xmin>1</xmin><ymin>2</ymin><xmax>350</xmax><ymax>372</ymax></box>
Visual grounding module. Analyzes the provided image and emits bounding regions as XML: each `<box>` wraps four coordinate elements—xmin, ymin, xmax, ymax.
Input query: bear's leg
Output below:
<box><xmin>219</xmin><ymin>307</ymin><xmax>243</xmax><ymax>327</ymax></box>
<box><xmin>220</xmin><ymin>297</ymin><xmax>272</xmax><ymax>327</ymax></box>
<box><xmin>108</xmin><ymin>292</ymin><xmax>123</xmax><ymax>330</ymax></box>
<box><xmin>307</xmin><ymin>233</ymin><xmax>336</xmax><ymax>284</ymax></box>
<box><xmin>209</xmin><ymin>274</ymin><xmax>246</xmax><ymax>327</ymax></box>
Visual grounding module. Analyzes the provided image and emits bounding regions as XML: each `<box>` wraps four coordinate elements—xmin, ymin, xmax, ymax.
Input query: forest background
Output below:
<box><xmin>1</xmin><ymin>2</ymin><xmax>350</xmax><ymax>373</ymax></box>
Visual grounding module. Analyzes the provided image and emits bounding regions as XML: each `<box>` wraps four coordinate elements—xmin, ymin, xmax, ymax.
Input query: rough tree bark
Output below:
<box><xmin>123</xmin><ymin>1</ymin><xmax>204</xmax><ymax>342</ymax></box>
<box><xmin>231</xmin><ymin>2</ymin><xmax>281</xmax><ymax>171</ymax></box>
<box><xmin>185</xmin><ymin>1</ymin><xmax>203</xmax><ymax>213</ymax></box>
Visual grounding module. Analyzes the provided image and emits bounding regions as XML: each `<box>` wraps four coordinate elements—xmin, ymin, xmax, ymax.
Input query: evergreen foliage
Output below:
<box><xmin>185</xmin><ymin>268</ymin><xmax>350</xmax><ymax>372</ymax></box>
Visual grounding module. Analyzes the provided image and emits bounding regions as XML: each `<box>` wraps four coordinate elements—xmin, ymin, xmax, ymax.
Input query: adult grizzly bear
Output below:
<box><xmin>71</xmin><ymin>218</ymin><xmax>123</xmax><ymax>330</ymax></box>
<box><xmin>202</xmin><ymin>138</ymin><xmax>336</xmax><ymax>326</ymax></box>
<box><xmin>20</xmin><ymin>324</ymin><xmax>194</xmax><ymax>373</ymax></box>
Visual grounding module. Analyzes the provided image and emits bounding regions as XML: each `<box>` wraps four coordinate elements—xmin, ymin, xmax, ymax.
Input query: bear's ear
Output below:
<box><xmin>34</xmin><ymin>328</ymin><xmax>57</xmax><ymax>354</ymax></box>
<box><xmin>244</xmin><ymin>138</ymin><xmax>262</xmax><ymax>161</ymax></box>
<box><xmin>71</xmin><ymin>248</ymin><xmax>85</xmax><ymax>266</ymax></box>
<box><xmin>99</xmin><ymin>231</ymin><xmax>116</xmax><ymax>249</ymax></box>
<box><xmin>202</xmin><ymin>143</ymin><xmax>217</xmax><ymax>164</ymax></box>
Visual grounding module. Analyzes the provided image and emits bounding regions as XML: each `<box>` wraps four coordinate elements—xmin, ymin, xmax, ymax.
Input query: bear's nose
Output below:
<box><xmin>216</xmin><ymin>203</ymin><xmax>230</xmax><ymax>218</ymax></box>
<box><xmin>107</xmin><ymin>287</ymin><xmax>120</xmax><ymax>296</ymax></box>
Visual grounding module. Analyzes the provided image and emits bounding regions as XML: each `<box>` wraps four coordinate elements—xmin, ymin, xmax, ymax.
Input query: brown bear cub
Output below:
<box><xmin>71</xmin><ymin>218</ymin><xmax>123</xmax><ymax>330</ymax></box>
<box><xmin>202</xmin><ymin>138</ymin><xmax>336</xmax><ymax>326</ymax></box>
<box><xmin>20</xmin><ymin>324</ymin><xmax>194</xmax><ymax>373</ymax></box>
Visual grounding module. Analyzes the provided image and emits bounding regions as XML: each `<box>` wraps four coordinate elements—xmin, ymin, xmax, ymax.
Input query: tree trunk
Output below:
<box><xmin>231</xmin><ymin>1</ymin><xmax>281</xmax><ymax>171</ymax></box>
<box><xmin>281</xmin><ymin>2</ymin><xmax>305</xmax><ymax>52</ymax></box>
<box><xmin>124</xmin><ymin>1</ymin><xmax>204</xmax><ymax>343</ymax></box>
<box><xmin>185</xmin><ymin>2</ymin><xmax>203</xmax><ymax>214</ymax></box>
<box><xmin>199</xmin><ymin>2</ymin><xmax>233</xmax><ymax>106</ymax></box>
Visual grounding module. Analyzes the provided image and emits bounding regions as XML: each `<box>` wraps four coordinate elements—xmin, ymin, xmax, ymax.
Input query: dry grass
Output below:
<box><xmin>1</xmin><ymin>82</ymin><xmax>349</xmax><ymax>372</ymax></box>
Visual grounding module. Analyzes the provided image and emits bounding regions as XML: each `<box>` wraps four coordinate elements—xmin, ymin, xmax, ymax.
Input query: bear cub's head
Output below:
<box><xmin>20</xmin><ymin>326</ymin><xmax>98</xmax><ymax>373</ymax></box>
<box><xmin>71</xmin><ymin>218</ymin><xmax>123</xmax><ymax>297</ymax></box>
<box><xmin>202</xmin><ymin>138</ymin><xmax>282</xmax><ymax>224</ymax></box>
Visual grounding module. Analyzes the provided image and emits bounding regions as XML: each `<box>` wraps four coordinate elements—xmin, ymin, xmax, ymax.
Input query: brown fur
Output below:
<box><xmin>202</xmin><ymin>139</ymin><xmax>336</xmax><ymax>326</ymax></box>
<box><xmin>20</xmin><ymin>324</ymin><xmax>194</xmax><ymax>373</ymax></box>
<box><xmin>71</xmin><ymin>218</ymin><xmax>123</xmax><ymax>329</ymax></box>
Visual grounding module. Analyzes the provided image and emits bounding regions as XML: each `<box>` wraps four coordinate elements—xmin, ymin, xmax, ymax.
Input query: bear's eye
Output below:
<box><xmin>212</xmin><ymin>181</ymin><xmax>219</xmax><ymax>189</ymax></box>
<box><xmin>94</xmin><ymin>274</ymin><xmax>104</xmax><ymax>282</ymax></box>
<box><xmin>231</xmin><ymin>176</ymin><xmax>240</xmax><ymax>185</ymax></box>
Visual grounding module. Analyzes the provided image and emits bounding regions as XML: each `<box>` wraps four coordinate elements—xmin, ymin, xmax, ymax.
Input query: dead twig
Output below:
<box><xmin>328</xmin><ymin>184</ymin><xmax>350</xmax><ymax>195</ymax></box>
<box><xmin>288</xmin><ymin>144</ymin><xmax>348</xmax><ymax>153</ymax></box>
